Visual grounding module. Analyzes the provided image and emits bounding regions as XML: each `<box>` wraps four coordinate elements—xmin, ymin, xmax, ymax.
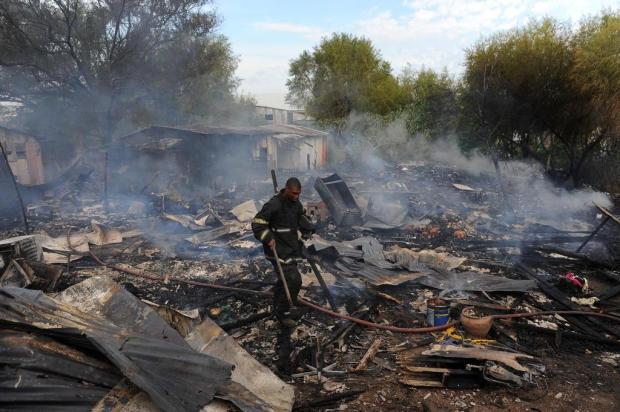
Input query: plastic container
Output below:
<box><xmin>426</xmin><ymin>298</ymin><xmax>450</xmax><ymax>326</ymax></box>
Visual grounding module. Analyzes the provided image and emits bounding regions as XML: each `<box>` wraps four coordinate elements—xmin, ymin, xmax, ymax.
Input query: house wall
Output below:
<box><xmin>254</xmin><ymin>136</ymin><xmax>278</xmax><ymax>170</ymax></box>
<box><xmin>256</xmin><ymin>106</ymin><xmax>289</xmax><ymax>125</ymax></box>
<box><xmin>291</xmin><ymin>111</ymin><xmax>312</xmax><ymax>124</ymax></box>
<box><xmin>266</xmin><ymin>135</ymin><xmax>327</xmax><ymax>171</ymax></box>
<box><xmin>114</xmin><ymin>131</ymin><xmax>268</xmax><ymax>194</ymax></box>
<box><xmin>115</xmin><ymin>128</ymin><xmax>329</xmax><ymax>193</ymax></box>
<box><xmin>255</xmin><ymin>106</ymin><xmax>312</xmax><ymax>126</ymax></box>
<box><xmin>0</xmin><ymin>128</ymin><xmax>45</xmax><ymax>185</ymax></box>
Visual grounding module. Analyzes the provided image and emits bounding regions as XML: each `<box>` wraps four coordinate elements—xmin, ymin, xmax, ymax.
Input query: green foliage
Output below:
<box><xmin>572</xmin><ymin>11</ymin><xmax>620</xmax><ymax>144</ymax></box>
<box><xmin>286</xmin><ymin>33</ymin><xmax>403</xmax><ymax>129</ymax></box>
<box><xmin>459</xmin><ymin>13</ymin><xmax>620</xmax><ymax>184</ymax></box>
<box><xmin>399</xmin><ymin>66</ymin><xmax>458</xmax><ymax>139</ymax></box>
<box><xmin>0</xmin><ymin>0</ymin><xmax>241</xmax><ymax>145</ymax></box>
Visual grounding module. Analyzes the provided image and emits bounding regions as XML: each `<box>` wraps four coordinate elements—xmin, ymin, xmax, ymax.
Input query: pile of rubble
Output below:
<box><xmin>1</xmin><ymin>160</ymin><xmax>620</xmax><ymax>411</ymax></box>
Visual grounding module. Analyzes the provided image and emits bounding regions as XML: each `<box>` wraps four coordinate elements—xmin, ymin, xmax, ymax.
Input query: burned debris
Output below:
<box><xmin>1</xmin><ymin>0</ymin><xmax>618</xmax><ymax>409</ymax></box>
<box><xmin>1</xmin><ymin>148</ymin><xmax>620</xmax><ymax>412</ymax></box>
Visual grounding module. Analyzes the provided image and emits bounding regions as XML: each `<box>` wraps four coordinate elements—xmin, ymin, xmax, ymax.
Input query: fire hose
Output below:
<box><xmin>87</xmin><ymin>251</ymin><xmax>620</xmax><ymax>334</ymax></box>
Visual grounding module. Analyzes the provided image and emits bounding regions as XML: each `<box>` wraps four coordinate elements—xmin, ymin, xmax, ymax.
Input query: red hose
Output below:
<box><xmin>88</xmin><ymin>251</ymin><xmax>620</xmax><ymax>335</ymax></box>
<box><xmin>299</xmin><ymin>298</ymin><xmax>620</xmax><ymax>334</ymax></box>
<box><xmin>90</xmin><ymin>250</ymin><xmax>458</xmax><ymax>332</ymax></box>
<box><xmin>298</xmin><ymin>297</ymin><xmax>458</xmax><ymax>333</ymax></box>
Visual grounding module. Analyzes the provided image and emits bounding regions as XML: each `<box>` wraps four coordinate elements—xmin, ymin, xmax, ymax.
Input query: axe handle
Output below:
<box><xmin>270</xmin><ymin>169</ymin><xmax>278</xmax><ymax>194</ymax></box>
<box><xmin>272</xmin><ymin>245</ymin><xmax>293</xmax><ymax>306</ymax></box>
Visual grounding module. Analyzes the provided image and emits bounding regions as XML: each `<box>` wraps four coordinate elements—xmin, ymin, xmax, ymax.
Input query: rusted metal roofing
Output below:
<box><xmin>0</xmin><ymin>125</ymin><xmax>46</xmax><ymax>142</ymax></box>
<box><xmin>174</xmin><ymin>123</ymin><xmax>327</xmax><ymax>137</ymax></box>
<box><xmin>1</xmin><ymin>276</ymin><xmax>294</xmax><ymax>412</ymax></box>
<box><xmin>334</xmin><ymin>257</ymin><xmax>430</xmax><ymax>286</ymax></box>
<box><xmin>59</xmin><ymin>276</ymin><xmax>294</xmax><ymax>412</ymax></box>
<box><xmin>0</xmin><ymin>329</ymin><xmax>120</xmax><ymax>411</ymax></box>
<box><xmin>122</xmin><ymin>123</ymin><xmax>327</xmax><ymax>145</ymax></box>
<box><xmin>0</xmin><ymin>286</ymin><xmax>233</xmax><ymax>412</ymax></box>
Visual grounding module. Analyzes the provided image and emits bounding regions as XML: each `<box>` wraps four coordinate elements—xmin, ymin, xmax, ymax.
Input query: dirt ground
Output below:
<box><xmin>84</xmin><ymin>262</ymin><xmax>620</xmax><ymax>412</ymax></box>
<box><xmin>301</xmin><ymin>353</ymin><xmax>620</xmax><ymax>411</ymax></box>
<box><xmin>4</xmin><ymin>162</ymin><xmax>620</xmax><ymax>411</ymax></box>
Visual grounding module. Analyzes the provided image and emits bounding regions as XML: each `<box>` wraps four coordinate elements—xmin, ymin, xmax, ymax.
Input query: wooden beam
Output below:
<box><xmin>516</xmin><ymin>263</ymin><xmax>620</xmax><ymax>339</ymax></box>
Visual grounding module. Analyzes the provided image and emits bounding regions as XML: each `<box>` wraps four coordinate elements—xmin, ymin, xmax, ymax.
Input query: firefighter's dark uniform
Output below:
<box><xmin>252</xmin><ymin>189</ymin><xmax>314</xmax><ymax>372</ymax></box>
<box><xmin>252</xmin><ymin>189</ymin><xmax>314</xmax><ymax>319</ymax></box>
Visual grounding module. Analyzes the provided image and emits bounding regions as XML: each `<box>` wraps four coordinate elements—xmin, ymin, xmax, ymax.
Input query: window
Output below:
<box><xmin>259</xmin><ymin>147</ymin><xmax>268</xmax><ymax>160</ymax></box>
<box><xmin>265</xmin><ymin>113</ymin><xmax>273</xmax><ymax>121</ymax></box>
<box><xmin>15</xmin><ymin>144</ymin><xmax>26</xmax><ymax>159</ymax></box>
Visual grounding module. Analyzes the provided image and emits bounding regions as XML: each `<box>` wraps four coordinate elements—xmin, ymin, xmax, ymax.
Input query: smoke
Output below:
<box><xmin>507</xmin><ymin>171</ymin><xmax>612</xmax><ymax>220</ymax></box>
<box><xmin>336</xmin><ymin>112</ymin><xmax>612</xmax><ymax>227</ymax></box>
<box><xmin>421</xmin><ymin>138</ymin><xmax>497</xmax><ymax>176</ymax></box>
<box><xmin>338</xmin><ymin>112</ymin><xmax>408</xmax><ymax>171</ymax></box>
<box><xmin>413</xmin><ymin>137</ymin><xmax>612</xmax><ymax>218</ymax></box>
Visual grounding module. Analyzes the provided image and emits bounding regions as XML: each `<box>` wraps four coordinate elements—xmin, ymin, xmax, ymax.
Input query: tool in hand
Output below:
<box><xmin>272</xmin><ymin>243</ymin><xmax>294</xmax><ymax>306</ymax></box>
<box><xmin>271</xmin><ymin>169</ymin><xmax>337</xmax><ymax>311</ymax></box>
<box><xmin>271</xmin><ymin>169</ymin><xmax>279</xmax><ymax>194</ymax></box>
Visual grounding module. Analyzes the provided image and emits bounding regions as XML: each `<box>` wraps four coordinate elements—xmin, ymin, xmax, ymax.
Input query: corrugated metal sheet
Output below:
<box><xmin>57</xmin><ymin>276</ymin><xmax>294</xmax><ymax>412</ymax></box>
<box><xmin>124</xmin><ymin>123</ymin><xmax>327</xmax><ymax>143</ymax></box>
<box><xmin>0</xmin><ymin>329</ymin><xmax>120</xmax><ymax>411</ymax></box>
<box><xmin>334</xmin><ymin>257</ymin><xmax>429</xmax><ymax>286</ymax></box>
<box><xmin>186</xmin><ymin>317</ymin><xmax>296</xmax><ymax>412</ymax></box>
<box><xmin>0</xmin><ymin>286</ymin><xmax>233</xmax><ymax>412</ymax></box>
<box><xmin>121</xmin><ymin>124</ymin><xmax>328</xmax><ymax>171</ymax></box>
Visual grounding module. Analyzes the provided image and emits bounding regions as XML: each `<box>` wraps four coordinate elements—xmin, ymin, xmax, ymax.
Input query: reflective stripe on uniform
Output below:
<box><xmin>259</xmin><ymin>229</ymin><xmax>271</xmax><ymax>241</ymax></box>
<box><xmin>252</xmin><ymin>217</ymin><xmax>269</xmax><ymax>225</ymax></box>
<box><xmin>271</xmin><ymin>227</ymin><xmax>292</xmax><ymax>233</ymax></box>
<box><xmin>267</xmin><ymin>256</ymin><xmax>302</xmax><ymax>264</ymax></box>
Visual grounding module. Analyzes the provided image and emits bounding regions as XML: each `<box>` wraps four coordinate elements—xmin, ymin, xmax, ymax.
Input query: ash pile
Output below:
<box><xmin>1</xmin><ymin>159</ymin><xmax>620</xmax><ymax>411</ymax></box>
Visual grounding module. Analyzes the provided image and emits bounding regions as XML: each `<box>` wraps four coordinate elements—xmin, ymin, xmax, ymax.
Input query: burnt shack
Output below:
<box><xmin>0</xmin><ymin>125</ymin><xmax>45</xmax><ymax>186</ymax></box>
<box><xmin>0</xmin><ymin>126</ymin><xmax>46</xmax><ymax>221</ymax></box>
<box><xmin>112</xmin><ymin>124</ymin><xmax>328</xmax><ymax>193</ymax></box>
<box><xmin>0</xmin><ymin>125</ymin><xmax>84</xmax><ymax>223</ymax></box>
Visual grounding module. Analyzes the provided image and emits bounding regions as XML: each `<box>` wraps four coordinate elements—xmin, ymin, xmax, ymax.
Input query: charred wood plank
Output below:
<box><xmin>597</xmin><ymin>285</ymin><xmax>620</xmax><ymax>302</ymax></box>
<box><xmin>308</xmin><ymin>258</ymin><xmax>338</xmax><ymax>311</ymax></box>
<box><xmin>202</xmin><ymin>291</ymin><xmax>237</xmax><ymax>306</ymax></box>
<box><xmin>352</xmin><ymin>338</ymin><xmax>382</xmax><ymax>372</ymax></box>
<box><xmin>516</xmin><ymin>263</ymin><xmax>620</xmax><ymax>339</ymax></box>
<box><xmin>296</xmin><ymin>301</ymin><xmax>373</xmax><ymax>365</ymax></box>
<box><xmin>503</xmin><ymin>320</ymin><xmax>620</xmax><ymax>348</ymax></box>
<box><xmin>576</xmin><ymin>216</ymin><xmax>611</xmax><ymax>252</ymax></box>
<box><xmin>219</xmin><ymin>311</ymin><xmax>273</xmax><ymax>331</ymax></box>
<box><xmin>293</xmin><ymin>389</ymin><xmax>365</xmax><ymax>410</ymax></box>
<box><xmin>534</xmin><ymin>246</ymin><xmax>614</xmax><ymax>269</ymax></box>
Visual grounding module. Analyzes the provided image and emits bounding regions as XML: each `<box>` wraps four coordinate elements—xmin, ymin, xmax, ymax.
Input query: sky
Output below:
<box><xmin>214</xmin><ymin>0</ymin><xmax>618</xmax><ymax>108</ymax></box>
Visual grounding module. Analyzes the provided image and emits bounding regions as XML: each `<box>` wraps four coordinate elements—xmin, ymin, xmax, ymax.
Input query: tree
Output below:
<box><xmin>459</xmin><ymin>14</ymin><xmax>620</xmax><ymax>185</ymax></box>
<box><xmin>286</xmin><ymin>33</ymin><xmax>403</xmax><ymax>131</ymax></box>
<box><xmin>399</xmin><ymin>66</ymin><xmax>458</xmax><ymax>139</ymax></box>
<box><xmin>0</xmin><ymin>0</ymin><xmax>240</xmax><ymax>145</ymax></box>
<box><xmin>571</xmin><ymin>12</ymin><xmax>620</xmax><ymax>161</ymax></box>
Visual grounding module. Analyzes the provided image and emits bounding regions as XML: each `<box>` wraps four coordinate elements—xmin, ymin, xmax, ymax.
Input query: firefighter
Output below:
<box><xmin>252</xmin><ymin>177</ymin><xmax>314</xmax><ymax>373</ymax></box>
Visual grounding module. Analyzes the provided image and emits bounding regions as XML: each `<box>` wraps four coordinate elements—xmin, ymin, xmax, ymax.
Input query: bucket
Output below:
<box><xmin>426</xmin><ymin>298</ymin><xmax>450</xmax><ymax>326</ymax></box>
